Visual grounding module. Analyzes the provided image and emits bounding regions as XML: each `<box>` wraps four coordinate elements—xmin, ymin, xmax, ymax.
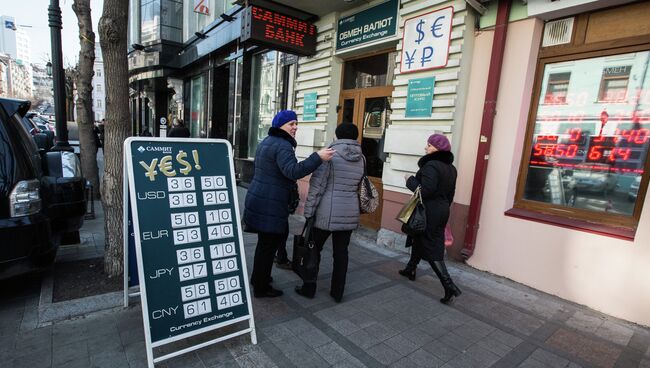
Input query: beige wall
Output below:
<box><xmin>462</xmin><ymin>18</ymin><xmax>650</xmax><ymax>327</ymax></box>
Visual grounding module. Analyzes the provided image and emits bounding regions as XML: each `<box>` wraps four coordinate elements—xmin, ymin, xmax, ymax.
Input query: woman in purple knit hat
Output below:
<box><xmin>399</xmin><ymin>133</ymin><xmax>461</xmax><ymax>304</ymax></box>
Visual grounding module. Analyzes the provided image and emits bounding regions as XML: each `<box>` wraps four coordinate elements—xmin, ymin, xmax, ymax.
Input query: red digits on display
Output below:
<box><xmin>568</xmin><ymin>128</ymin><xmax>582</xmax><ymax>142</ymax></box>
<box><xmin>588</xmin><ymin>146</ymin><xmax>603</xmax><ymax>161</ymax></box>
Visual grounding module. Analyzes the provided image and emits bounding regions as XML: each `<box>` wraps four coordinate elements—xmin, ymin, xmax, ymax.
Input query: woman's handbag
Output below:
<box><xmin>400</xmin><ymin>188</ymin><xmax>427</xmax><ymax>236</ymax></box>
<box><xmin>359</xmin><ymin>156</ymin><xmax>379</xmax><ymax>214</ymax></box>
<box><xmin>292</xmin><ymin>218</ymin><xmax>319</xmax><ymax>282</ymax></box>
<box><xmin>397</xmin><ymin>187</ymin><xmax>421</xmax><ymax>224</ymax></box>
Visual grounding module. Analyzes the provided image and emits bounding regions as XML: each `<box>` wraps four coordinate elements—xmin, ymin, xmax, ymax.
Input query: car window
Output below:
<box><xmin>5</xmin><ymin>113</ymin><xmax>41</xmax><ymax>179</ymax></box>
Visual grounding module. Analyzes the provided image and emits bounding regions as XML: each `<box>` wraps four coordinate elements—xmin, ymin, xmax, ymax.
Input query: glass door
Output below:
<box><xmin>338</xmin><ymin>86</ymin><xmax>393</xmax><ymax>229</ymax></box>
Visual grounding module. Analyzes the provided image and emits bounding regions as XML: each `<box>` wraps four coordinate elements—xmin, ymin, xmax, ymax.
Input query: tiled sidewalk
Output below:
<box><xmin>1</xmin><ymin>188</ymin><xmax>649</xmax><ymax>368</ymax></box>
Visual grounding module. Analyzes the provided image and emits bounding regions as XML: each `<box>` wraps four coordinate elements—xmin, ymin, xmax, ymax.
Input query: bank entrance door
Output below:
<box><xmin>338</xmin><ymin>86</ymin><xmax>393</xmax><ymax>229</ymax></box>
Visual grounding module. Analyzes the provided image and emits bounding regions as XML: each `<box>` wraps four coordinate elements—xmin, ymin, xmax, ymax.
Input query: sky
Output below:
<box><xmin>0</xmin><ymin>0</ymin><xmax>103</xmax><ymax>66</ymax></box>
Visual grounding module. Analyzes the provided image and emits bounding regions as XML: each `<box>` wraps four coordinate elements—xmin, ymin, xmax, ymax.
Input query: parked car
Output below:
<box><xmin>628</xmin><ymin>176</ymin><xmax>641</xmax><ymax>201</ymax></box>
<box><xmin>25</xmin><ymin>112</ymin><xmax>56</xmax><ymax>150</ymax></box>
<box><xmin>0</xmin><ymin>98</ymin><xmax>86</xmax><ymax>280</ymax></box>
<box><xmin>573</xmin><ymin>163</ymin><xmax>618</xmax><ymax>193</ymax></box>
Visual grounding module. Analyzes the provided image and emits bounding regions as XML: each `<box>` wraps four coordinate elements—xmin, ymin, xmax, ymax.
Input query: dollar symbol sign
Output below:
<box><xmin>415</xmin><ymin>19</ymin><xmax>425</xmax><ymax>44</ymax></box>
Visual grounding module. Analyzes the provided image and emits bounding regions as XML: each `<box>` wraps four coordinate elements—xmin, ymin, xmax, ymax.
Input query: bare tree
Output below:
<box><xmin>99</xmin><ymin>0</ymin><xmax>130</xmax><ymax>276</ymax></box>
<box><xmin>73</xmin><ymin>0</ymin><xmax>101</xmax><ymax>200</ymax></box>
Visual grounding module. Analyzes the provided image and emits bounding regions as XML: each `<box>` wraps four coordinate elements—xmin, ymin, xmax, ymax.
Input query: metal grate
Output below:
<box><xmin>542</xmin><ymin>17</ymin><xmax>574</xmax><ymax>47</ymax></box>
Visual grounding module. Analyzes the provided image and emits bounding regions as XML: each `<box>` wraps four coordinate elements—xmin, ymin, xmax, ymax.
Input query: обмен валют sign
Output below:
<box><xmin>336</xmin><ymin>0</ymin><xmax>398</xmax><ymax>52</ymax></box>
<box><xmin>240</xmin><ymin>6</ymin><xmax>317</xmax><ymax>56</ymax></box>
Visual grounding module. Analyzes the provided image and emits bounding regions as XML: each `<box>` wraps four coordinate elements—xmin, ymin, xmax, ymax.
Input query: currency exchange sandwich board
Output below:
<box><xmin>124</xmin><ymin>138</ymin><xmax>256</xmax><ymax>367</ymax></box>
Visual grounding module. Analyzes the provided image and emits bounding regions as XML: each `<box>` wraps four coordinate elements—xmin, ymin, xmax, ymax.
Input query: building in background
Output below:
<box><xmin>0</xmin><ymin>56</ymin><xmax>7</xmax><ymax>95</ymax></box>
<box><xmin>0</xmin><ymin>15</ymin><xmax>33</xmax><ymax>100</ymax></box>
<box><xmin>31</xmin><ymin>63</ymin><xmax>53</xmax><ymax>106</ymax></box>
<box><xmin>92</xmin><ymin>44</ymin><xmax>105</xmax><ymax>121</ymax></box>
<box><xmin>0</xmin><ymin>53</ymin><xmax>32</xmax><ymax>99</ymax></box>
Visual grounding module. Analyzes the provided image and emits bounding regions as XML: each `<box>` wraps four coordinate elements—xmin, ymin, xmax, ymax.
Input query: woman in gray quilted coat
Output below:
<box><xmin>295</xmin><ymin>123</ymin><xmax>365</xmax><ymax>302</ymax></box>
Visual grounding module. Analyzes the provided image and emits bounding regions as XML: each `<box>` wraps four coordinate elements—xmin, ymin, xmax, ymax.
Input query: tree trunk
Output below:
<box><xmin>99</xmin><ymin>0</ymin><xmax>130</xmax><ymax>277</ymax></box>
<box><xmin>73</xmin><ymin>0</ymin><xmax>101</xmax><ymax>200</ymax></box>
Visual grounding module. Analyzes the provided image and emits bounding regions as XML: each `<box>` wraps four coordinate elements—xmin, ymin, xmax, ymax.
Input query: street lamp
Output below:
<box><xmin>45</xmin><ymin>61</ymin><xmax>52</xmax><ymax>76</ymax></box>
<box><xmin>48</xmin><ymin>0</ymin><xmax>71</xmax><ymax>151</ymax></box>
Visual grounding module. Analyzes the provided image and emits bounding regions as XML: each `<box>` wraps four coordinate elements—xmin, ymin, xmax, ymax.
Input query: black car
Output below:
<box><xmin>0</xmin><ymin>98</ymin><xmax>86</xmax><ymax>280</ymax></box>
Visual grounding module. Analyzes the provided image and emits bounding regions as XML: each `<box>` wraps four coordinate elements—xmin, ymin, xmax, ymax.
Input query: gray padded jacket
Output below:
<box><xmin>304</xmin><ymin>139</ymin><xmax>365</xmax><ymax>231</ymax></box>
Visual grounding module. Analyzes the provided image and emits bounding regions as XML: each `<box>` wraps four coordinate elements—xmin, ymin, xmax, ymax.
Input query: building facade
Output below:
<box><xmin>93</xmin><ymin>44</ymin><xmax>105</xmax><ymax>121</ymax></box>
<box><xmin>455</xmin><ymin>0</ymin><xmax>650</xmax><ymax>326</ymax></box>
<box><xmin>126</xmin><ymin>0</ymin><xmax>650</xmax><ymax>326</ymax></box>
<box><xmin>31</xmin><ymin>63</ymin><xmax>53</xmax><ymax>106</ymax></box>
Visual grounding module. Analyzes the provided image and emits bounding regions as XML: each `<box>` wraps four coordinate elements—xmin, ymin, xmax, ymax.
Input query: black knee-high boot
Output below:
<box><xmin>399</xmin><ymin>237</ymin><xmax>420</xmax><ymax>281</ymax></box>
<box><xmin>429</xmin><ymin>260</ymin><xmax>462</xmax><ymax>304</ymax></box>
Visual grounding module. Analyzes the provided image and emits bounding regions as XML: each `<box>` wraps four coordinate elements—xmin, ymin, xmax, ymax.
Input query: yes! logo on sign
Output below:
<box><xmin>400</xmin><ymin>7</ymin><xmax>454</xmax><ymax>73</ymax></box>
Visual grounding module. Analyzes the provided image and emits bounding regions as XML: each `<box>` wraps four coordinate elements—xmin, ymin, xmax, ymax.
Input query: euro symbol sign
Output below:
<box><xmin>431</xmin><ymin>15</ymin><xmax>445</xmax><ymax>38</ymax></box>
<box><xmin>415</xmin><ymin>19</ymin><xmax>425</xmax><ymax>44</ymax></box>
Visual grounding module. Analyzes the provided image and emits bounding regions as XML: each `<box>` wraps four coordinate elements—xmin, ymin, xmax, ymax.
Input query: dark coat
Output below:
<box><xmin>304</xmin><ymin>139</ymin><xmax>364</xmax><ymax>231</ymax></box>
<box><xmin>168</xmin><ymin>126</ymin><xmax>191</xmax><ymax>138</ymax></box>
<box><xmin>244</xmin><ymin>127</ymin><xmax>322</xmax><ymax>234</ymax></box>
<box><xmin>406</xmin><ymin>151</ymin><xmax>457</xmax><ymax>261</ymax></box>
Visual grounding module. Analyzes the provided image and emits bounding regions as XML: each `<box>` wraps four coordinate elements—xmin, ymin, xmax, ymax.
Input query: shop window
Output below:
<box><xmin>544</xmin><ymin>72</ymin><xmax>571</xmax><ymax>104</ymax></box>
<box><xmin>515</xmin><ymin>49</ymin><xmax>650</xmax><ymax>231</ymax></box>
<box><xmin>249</xmin><ymin>51</ymin><xmax>279</xmax><ymax>157</ymax></box>
<box><xmin>598</xmin><ymin>66</ymin><xmax>631</xmax><ymax>102</ymax></box>
<box><xmin>182</xmin><ymin>0</ymin><xmax>235</xmax><ymax>42</ymax></box>
<box><xmin>141</xmin><ymin>0</ymin><xmax>161</xmax><ymax>43</ymax></box>
<box><xmin>343</xmin><ymin>52</ymin><xmax>397</xmax><ymax>90</ymax></box>
<box><xmin>189</xmin><ymin>75</ymin><xmax>205</xmax><ymax>138</ymax></box>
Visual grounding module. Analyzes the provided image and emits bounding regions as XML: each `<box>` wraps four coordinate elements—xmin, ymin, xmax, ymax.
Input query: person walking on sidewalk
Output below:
<box><xmin>244</xmin><ymin>110</ymin><xmax>335</xmax><ymax>298</ymax></box>
<box><xmin>295</xmin><ymin>123</ymin><xmax>364</xmax><ymax>303</ymax></box>
<box><xmin>399</xmin><ymin>133</ymin><xmax>462</xmax><ymax>304</ymax></box>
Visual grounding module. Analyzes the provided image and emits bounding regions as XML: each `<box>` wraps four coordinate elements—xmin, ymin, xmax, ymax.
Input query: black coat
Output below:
<box><xmin>406</xmin><ymin>151</ymin><xmax>457</xmax><ymax>261</ymax></box>
<box><xmin>168</xmin><ymin>126</ymin><xmax>191</xmax><ymax>138</ymax></box>
<box><xmin>243</xmin><ymin>127</ymin><xmax>322</xmax><ymax>234</ymax></box>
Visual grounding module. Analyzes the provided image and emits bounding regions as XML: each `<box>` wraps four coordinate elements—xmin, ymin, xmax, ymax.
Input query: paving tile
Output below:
<box><xmin>546</xmin><ymin>328</ymin><xmax>621</xmax><ymax>368</ymax></box>
<box><xmin>476</xmin><ymin>337</ymin><xmax>514</xmax><ymax>358</ymax></box>
<box><xmin>385</xmin><ymin>332</ymin><xmax>423</xmax><ymax>355</ymax></box>
<box><xmin>594</xmin><ymin>321</ymin><xmax>635</xmax><ymax>347</ymax></box>
<box><xmin>408</xmin><ymin>348</ymin><xmax>445</xmax><ymax>368</ymax></box>
<box><xmin>422</xmin><ymin>339</ymin><xmax>462</xmax><ymax>362</ymax></box>
<box><xmin>367</xmin><ymin>342</ymin><xmax>403</xmax><ymax>365</ymax></box>
<box><xmin>347</xmin><ymin>327</ymin><xmax>383</xmax><ymax>349</ymax></box>
<box><xmin>295</xmin><ymin>328</ymin><xmax>331</xmax><ymax>348</ymax></box>
<box><xmin>463</xmin><ymin>344</ymin><xmax>501</xmax><ymax>367</ymax></box>
<box><xmin>331</xmin><ymin>318</ymin><xmax>363</xmax><ymax>336</ymax></box>
<box><xmin>566</xmin><ymin>311</ymin><xmax>604</xmax><ymax>335</ymax></box>
<box><xmin>518</xmin><ymin>356</ymin><xmax>548</xmax><ymax>368</ymax></box>
<box><xmin>10</xmin><ymin>347</ymin><xmax>53</xmax><ymax>368</ymax></box>
<box><xmin>315</xmin><ymin>341</ymin><xmax>355</xmax><ymax>365</ymax></box>
<box><xmin>438</xmin><ymin>331</ymin><xmax>475</xmax><ymax>352</ymax></box>
<box><xmin>529</xmin><ymin>348</ymin><xmax>570</xmax><ymax>368</ymax></box>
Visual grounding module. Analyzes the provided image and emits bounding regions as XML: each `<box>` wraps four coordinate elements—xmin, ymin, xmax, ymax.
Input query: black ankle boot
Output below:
<box><xmin>440</xmin><ymin>281</ymin><xmax>462</xmax><ymax>304</ymax></box>
<box><xmin>430</xmin><ymin>261</ymin><xmax>462</xmax><ymax>304</ymax></box>
<box><xmin>398</xmin><ymin>267</ymin><xmax>416</xmax><ymax>281</ymax></box>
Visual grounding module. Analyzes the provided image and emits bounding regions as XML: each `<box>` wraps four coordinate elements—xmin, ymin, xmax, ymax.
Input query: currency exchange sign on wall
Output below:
<box><xmin>125</xmin><ymin>138</ymin><xmax>253</xmax><ymax>346</ymax></box>
<box><xmin>336</xmin><ymin>0</ymin><xmax>398</xmax><ymax>52</ymax></box>
<box><xmin>400</xmin><ymin>6</ymin><xmax>454</xmax><ymax>74</ymax></box>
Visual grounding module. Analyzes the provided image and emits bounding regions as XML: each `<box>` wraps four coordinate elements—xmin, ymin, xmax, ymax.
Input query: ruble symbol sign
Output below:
<box><xmin>415</xmin><ymin>19</ymin><xmax>425</xmax><ymax>44</ymax></box>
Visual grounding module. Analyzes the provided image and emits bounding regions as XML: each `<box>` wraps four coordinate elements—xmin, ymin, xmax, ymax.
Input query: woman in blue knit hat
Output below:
<box><xmin>399</xmin><ymin>133</ymin><xmax>461</xmax><ymax>304</ymax></box>
<box><xmin>244</xmin><ymin>110</ymin><xmax>335</xmax><ymax>298</ymax></box>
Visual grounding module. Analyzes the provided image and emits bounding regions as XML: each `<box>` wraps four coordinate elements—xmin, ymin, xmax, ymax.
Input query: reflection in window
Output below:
<box><xmin>189</xmin><ymin>75</ymin><xmax>204</xmax><ymax>138</ymax></box>
<box><xmin>362</xmin><ymin>97</ymin><xmax>391</xmax><ymax>178</ymax></box>
<box><xmin>182</xmin><ymin>0</ymin><xmax>235</xmax><ymax>42</ymax></box>
<box><xmin>343</xmin><ymin>52</ymin><xmax>396</xmax><ymax>90</ymax></box>
<box><xmin>598</xmin><ymin>66</ymin><xmax>631</xmax><ymax>102</ymax></box>
<box><xmin>141</xmin><ymin>0</ymin><xmax>161</xmax><ymax>43</ymax></box>
<box><xmin>249</xmin><ymin>51</ymin><xmax>279</xmax><ymax>157</ymax></box>
<box><xmin>523</xmin><ymin>51</ymin><xmax>650</xmax><ymax>216</ymax></box>
<box><xmin>544</xmin><ymin>72</ymin><xmax>571</xmax><ymax>104</ymax></box>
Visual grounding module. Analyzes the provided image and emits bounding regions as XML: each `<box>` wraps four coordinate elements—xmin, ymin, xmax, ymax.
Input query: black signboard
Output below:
<box><xmin>240</xmin><ymin>5</ymin><xmax>317</xmax><ymax>56</ymax></box>
<box><xmin>124</xmin><ymin>138</ymin><xmax>256</xmax><ymax>366</ymax></box>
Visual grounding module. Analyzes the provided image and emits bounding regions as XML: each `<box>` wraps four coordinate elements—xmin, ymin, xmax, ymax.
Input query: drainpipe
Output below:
<box><xmin>461</xmin><ymin>0</ymin><xmax>512</xmax><ymax>260</ymax></box>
